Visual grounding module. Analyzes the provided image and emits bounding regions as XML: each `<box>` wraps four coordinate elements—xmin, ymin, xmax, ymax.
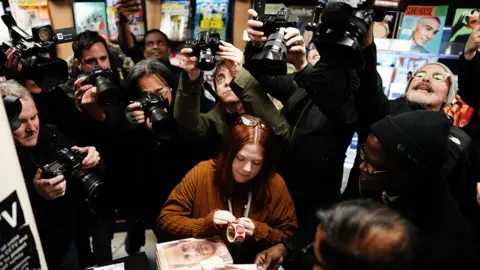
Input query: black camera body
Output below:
<box><xmin>252</xmin><ymin>7</ymin><xmax>299</xmax><ymax>76</ymax></box>
<box><xmin>1</xmin><ymin>14</ymin><xmax>68</xmax><ymax>89</ymax></box>
<box><xmin>306</xmin><ymin>0</ymin><xmax>390</xmax><ymax>68</ymax></box>
<box><xmin>81</xmin><ymin>66</ymin><xmax>120</xmax><ymax>105</ymax></box>
<box><xmin>132</xmin><ymin>92</ymin><xmax>178</xmax><ymax>140</ymax></box>
<box><xmin>42</xmin><ymin>148</ymin><xmax>104</xmax><ymax>205</ymax></box>
<box><xmin>186</xmin><ymin>31</ymin><xmax>221</xmax><ymax>71</ymax></box>
<box><xmin>2</xmin><ymin>95</ymin><xmax>22</xmax><ymax>131</ymax></box>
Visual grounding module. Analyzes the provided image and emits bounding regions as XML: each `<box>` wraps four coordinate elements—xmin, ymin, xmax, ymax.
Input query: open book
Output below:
<box><xmin>156</xmin><ymin>238</ymin><xmax>233</xmax><ymax>270</ymax></box>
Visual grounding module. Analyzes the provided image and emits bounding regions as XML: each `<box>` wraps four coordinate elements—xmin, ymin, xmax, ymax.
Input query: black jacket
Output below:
<box><xmin>16</xmin><ymin>123</ymin><xmax>105</xmax><ymax>267</ymax></box>
<box><xmin>32</xmin><ymin>87</ymin><xmax>92</xmax><ymax>145</ymax></box>
<box><xmin>388</xmin><ymin>175</ymin><xmax>477</xmax><ymax>269</ymax></box>
<box><xmin>244</xmin><ymin>43</ymin><xmax>386</xmax><ymax>203</ymax></box>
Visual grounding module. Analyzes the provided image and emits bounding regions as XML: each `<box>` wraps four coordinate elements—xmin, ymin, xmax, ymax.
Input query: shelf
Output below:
<box><xmin>375</xmin><ymin>38</ymin><xmax>462</xmax><ymax>60</ymax></box>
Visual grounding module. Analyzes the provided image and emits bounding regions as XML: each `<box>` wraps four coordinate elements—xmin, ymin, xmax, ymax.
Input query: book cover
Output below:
<box><xmin>373</xmin><ymin>11</ymin><xmax>401</xmax><ymax>39</ymax></box>
<box><xmin>397</xmin><ymin>5</ymin><xmax>449</xmax><ymax>54</ymax></box>
<box><xmin>194</xmin><ymin>0</ymin><xmax>230</xmax><ymax>40</ymax></box>
<box><xmin>160</xmin><ymin>0</ymin><xmax>191</xmax><ymax>41</ymax></box>
<box><xmin>209</xmin><ymin>265</ymin><xmax>259</xmax><ymax>270</ymax></box>
<box><xmin>156</xmin><ymin>238</ymin><xmax>233</xmax><ymax>270</ymax></box>
<box><xmin>450</xmin><ymin>9</ymin><xmax>479</xmax><ymax>43</ymax></box>
<box><xmin>73</xmin><ymin>2</ymin><xmax>109</xmax><ymax>40</ymax></box>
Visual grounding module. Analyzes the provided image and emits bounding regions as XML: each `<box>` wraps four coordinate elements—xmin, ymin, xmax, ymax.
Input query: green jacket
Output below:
<box><xmin>174</xmin><ymin>67</ymin><xmax>290</xmax><ymax>142</ymax></box>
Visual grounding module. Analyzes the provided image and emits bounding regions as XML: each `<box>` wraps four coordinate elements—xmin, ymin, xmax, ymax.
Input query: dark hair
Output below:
<box><xmin>214</xmin><ymin>114</ymin><xmax>277</xmax><ymax>208</ymax></box>
<box><xmin>126</xmin><ymin>58</ymin><xmax>177</xmax><ymax>101</ymax></box>
<box><xmin>213</xmin><ymin>60</ymin><xmax>229</xmax><ymax>91</ymax></box>
<box><xmin>145</xmin><ymin>29</ymin><xmax>171</xmax><ymax>48</ymax></box>
<box><xmin>72</xmin><ymin>30</ymin><xmax>110</xmax><ymax>61</ymax></box>
<box><xmin>316</xmin><ymin>199</ymin><xmax>418</xmax><ymax>270</ymax></box>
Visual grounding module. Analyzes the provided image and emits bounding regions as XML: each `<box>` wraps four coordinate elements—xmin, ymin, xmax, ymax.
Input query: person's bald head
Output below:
<box><xmin>313</xmin><ymin>200</ymin><xmax>418</xmax><ymax>270</ymax></box>
<box><xmin>411</xmin><ymin>17</ymin><xmax>441</xmax><ymax>47</ymax></box>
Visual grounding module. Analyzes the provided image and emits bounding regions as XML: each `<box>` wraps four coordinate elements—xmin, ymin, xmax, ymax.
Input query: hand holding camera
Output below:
<box><xmin>74</xmin><ymin>76</ymin><xmax>106</xmax><ymax>121</ymax></box>
<box><xmin>180</xmin><ymin>48</ymin><xmax>201</xmax><ymax>81</ymax></box>
<box><xmin>217</xmin><ymin>41</ymin><xmax>243</xmax><ymax>78</ymax></box>
<box><xmin>465</xmin><ymin>18</ymin><xmax>480</xmax><ymax>60</ymax></box>
<box><xmin>247</xmin><ymin>9</ymin><xmax>266</xmax><ymax>46</ymax></box>
<box><xmin>34</xmin><ymin>168</ymin><xmax>66</xmax><ymax>201</ymax></box>
<box><xmin>116</xmin><ymin>0</ymin><xmax>141</xmax><ymax>24</ymax></box>
<box><xmin>71</xmin><ymin>146</ymin><xmax>100</xmax><ymax>170</ymax></box>
<box><xmin>126</xmin><ymin>102</ymin><xmax>146</xmax><ymax>125</ymax></box>
<box><xmin>284</xmin><ymin>28</ymin><xmax>307</xmax><ymax>71</ymax></box>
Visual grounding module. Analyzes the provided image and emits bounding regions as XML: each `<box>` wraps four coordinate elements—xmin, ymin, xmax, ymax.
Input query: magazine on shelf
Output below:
<box><xmin>73</xmin><ymin>2</ymin><xmax>109</xmax><ymax>40</ymax></box>
<box><xmin>397</xmin><ymin>5</ymin><xmax>449</xmax><ymax>54</ymax></box>
<box><xmin>448</xmin><ymin>8</ymin><xmax>479</xmax><ymax>55</ymax></box>
<box><xmin>160</xmin><ymin>0</ymin><xmax>191</xmax><ymax>41</ymax></box>
<box><xmin>194</xmin><ymin>0</ymin><xmax>230</xmax><ymax>40</ymax></box>
<box><xmin>156</xmin><ymin>238</ymin><xmax>233</xmax><ymax>270</ymax></box>
<box><xmin>373</xmin><ymin>11</ymin><xmax>401</xmax><ymax>39</ymax></box>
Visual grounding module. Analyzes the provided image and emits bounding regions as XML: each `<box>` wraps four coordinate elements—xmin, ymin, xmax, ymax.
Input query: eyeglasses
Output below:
<box><xmin>413</xmin><ymin>70</ymin><xmax>451</xmax><ymax>82</ymax></box>
<box><xmin>236</xmin><ymin>116</ymin><xmax>268</xmax><ymax>130</ymax></box>
<box><xmin>358</xmin><ymin>144</ymin><xmax>389</xmax><ymax>176</ymax></box>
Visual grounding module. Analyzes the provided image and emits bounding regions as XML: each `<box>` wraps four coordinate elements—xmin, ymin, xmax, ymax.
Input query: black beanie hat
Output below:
<box><xmin>370</xmin><ymin>111</ymin><xmax>451</xmax><ymax>171</ymax></box>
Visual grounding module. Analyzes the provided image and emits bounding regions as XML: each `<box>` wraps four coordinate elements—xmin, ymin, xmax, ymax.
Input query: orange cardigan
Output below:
<box><xmin>157</xmin><ymin>160</ymin><xmax>298</xmax><ymax>250</ymax></box>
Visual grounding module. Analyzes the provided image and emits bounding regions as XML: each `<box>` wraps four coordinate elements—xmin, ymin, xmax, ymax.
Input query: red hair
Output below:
<box><xmin>213</xmin><ymin>114</ymin><xmax>278</xmax><ymax>208</ymax></box>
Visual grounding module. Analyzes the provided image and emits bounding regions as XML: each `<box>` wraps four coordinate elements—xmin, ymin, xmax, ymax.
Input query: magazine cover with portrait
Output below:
<box><xmin>156</xmin><ymin>238</ymin><xmax>233</xmax><ymax>270</ymax></box>
<box><xmin>73</xmin><ymin>1</ymin><xmax>109</xmax><ymax>40</ymax></box>
<box><xmin>397</xmin><ymin>5</ymin><xmax>449</xmax><ymax>54</ymax></box>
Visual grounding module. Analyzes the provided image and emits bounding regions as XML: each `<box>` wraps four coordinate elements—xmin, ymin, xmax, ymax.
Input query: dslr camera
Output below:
<box><xmin>252</xmin><ymin>7</ymin><xmax>298</xmax><ymax>76</ymax></box>
<box><xmin>1</xmin><ymin>14</ymin><xmax>68</xmax><ymax>88</ymax></box>
<box><xmin>81</xmin><ymin>66</ymin><xmax>121</xmax><ymax>105</ymax></box>
<box><xmin>306</xmin><ymin>0</ymin><xmax>405</xmax><ymax>67</ymax></box>
<box><xmin>42</xmin><ymin>148</ymin><xmax>104</xmax><ymax>206</ymax></box>
<box><xmin>131</xmin><ymin>92</ymin><xmax>178</xmax><ymax>140</ymax></box>
<box><xmin>186</xmin><ymin>31</ymin><xmax>221</xmax><ymax>71</ymax></box>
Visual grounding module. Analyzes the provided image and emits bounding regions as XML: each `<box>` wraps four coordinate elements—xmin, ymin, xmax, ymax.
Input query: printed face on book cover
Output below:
<box><xmin>161</xmin><ymin>239</ymin><xmax>229</xmax><ymax>269</ymax></box>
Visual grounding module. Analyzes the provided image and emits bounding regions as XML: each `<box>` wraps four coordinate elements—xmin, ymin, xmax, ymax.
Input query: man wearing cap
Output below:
<box><xmin>359</xmin><ymin>110</ymin><xmax>476</xmax><ymax>269</ymax></box>
<box><xmin>344</xmin><ymin>62</ymin><xmax>471</xmax><ymax>199</ymax></box>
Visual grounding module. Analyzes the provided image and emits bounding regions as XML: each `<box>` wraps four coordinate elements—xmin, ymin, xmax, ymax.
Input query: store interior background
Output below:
<box><xmin>1</xmin><ymin>0</ymin><xmax>480</xmax><ymax>262</ymax></box>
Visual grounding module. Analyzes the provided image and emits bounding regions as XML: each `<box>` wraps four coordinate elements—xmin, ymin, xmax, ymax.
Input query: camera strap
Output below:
<box><xmin>228</xmin><ymin>191</ymin><xmax>252</xmax><ymax>218</ymax></box>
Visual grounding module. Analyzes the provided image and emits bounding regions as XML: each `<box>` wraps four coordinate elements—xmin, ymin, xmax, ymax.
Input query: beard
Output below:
<box><xmin>405</xmin><ymin>90</ymin><xmax>443</xmax><ymax>109</ymax></box>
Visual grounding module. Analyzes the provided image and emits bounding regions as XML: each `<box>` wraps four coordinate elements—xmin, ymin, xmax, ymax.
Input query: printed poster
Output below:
<box><xmin>0</xmin><ymin>191</ymin><xmax>40</xmax><ymax>270</ymax></box>
<box><xmin>373</xmin><ymin>11</ymin><xmax>401</xmax><ymax>39</ymax></box>
<box><xmin>8</xmin><ymin>0</ymin><xmax>51</xmax><ymax>35</ymax></box>
<box><xmin>73</xmin><ymin>2</ymin><xmax>109</xmax><ymax>40</ymax></box>
<box><xmin>160</xmin><ymin>0</ymin><xmax>190</xmax><ymax>41</ymax></box>
<box><xmin>194</xmin><ymin>0</ymin><xmax>229</xmax><ymax>40</ymax></box>
<box><xmin>450</xmin><ymin>9</ymin><xmax>480</xmax><ymax>43</ymax></box>
<box><xmin>397</xmin><ymin>6</ymin><xmax>449</xmax><ymax>54</ymax></box>
<box><xmin>106</xmin><ymin>0</ymin><xmax>145</xmax><ymax>42</ymax></box>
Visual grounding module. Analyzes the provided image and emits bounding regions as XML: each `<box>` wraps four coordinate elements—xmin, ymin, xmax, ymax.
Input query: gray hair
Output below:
<box><xmin>0</xmin><ymin>80</ymin><xmax>33</xmax><ymax>100</ymax></box>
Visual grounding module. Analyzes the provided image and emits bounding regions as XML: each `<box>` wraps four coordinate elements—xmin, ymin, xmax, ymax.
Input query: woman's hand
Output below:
<box><xmin>213</xmin><ymin>210</ymin><xmax>236</xmax><ymax>227</ymax></box>
<box><xmin>237</xmin><ymin>217</ymin><xmax>255</xmax><ymax>236</ymax></box>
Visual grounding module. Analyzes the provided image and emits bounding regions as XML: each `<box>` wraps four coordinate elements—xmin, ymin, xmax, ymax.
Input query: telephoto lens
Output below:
<box><xmin>252</xmin><ymin>27</ymin><xmax>288</xmax><ymax>76</ymax></box>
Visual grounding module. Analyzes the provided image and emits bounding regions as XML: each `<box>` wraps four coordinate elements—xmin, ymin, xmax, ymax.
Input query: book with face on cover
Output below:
<box><xmin>156</xmin><ymin>238</ymin><xmax>233</xmax><ymax>270</ymax></box>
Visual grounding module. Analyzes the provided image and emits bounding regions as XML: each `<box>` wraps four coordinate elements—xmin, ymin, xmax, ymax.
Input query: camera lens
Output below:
<box><xmin>96</xmin><ymin>75</ymin><xmax>120</xmax><ymax>105</ymax></box>
<box><xmin>149</xmin><ymin>107</ymin><xmax>178</xmax><ymax>140</ymax></box>
<box><xmin>252</xmin><ymin>30</ymin><xmax>288</xmax><ymax>76</ymax></box>
<box><xmin>197</xmin><ymin>48</ymin><xmax>216</xmax><ymax>71</ymax></box>
<box><xmin>71</xmin><ymin>169</ymin><xmax>105</xmax><ymax>206</ymax></box>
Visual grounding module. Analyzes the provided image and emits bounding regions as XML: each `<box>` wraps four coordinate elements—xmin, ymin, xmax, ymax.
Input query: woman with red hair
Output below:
<box><xmin>157</xmin><ymin>114</ymin><xmax>297</xmax><ymax>263</ymax></box>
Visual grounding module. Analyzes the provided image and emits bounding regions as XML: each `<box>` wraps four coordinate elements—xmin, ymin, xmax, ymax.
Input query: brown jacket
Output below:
<box><xmin>157</xmin><ymin>160</ymin><xmax>298</xmax><ymax>252</ymax></box>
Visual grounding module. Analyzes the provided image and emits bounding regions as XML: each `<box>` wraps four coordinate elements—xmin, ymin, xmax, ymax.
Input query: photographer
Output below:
<box><xmin>66</xmin><ymin>30</ymin><xmax>131</xmax><ymax>265</ymax></box>
<box><xmin>120</xmin><ymin>59</ymin><xmax>197</xmax><ymax>254</ymax></box>
<box><xmin>115</xmin><ymin>0</ymin><xmax>215</xmax><ymax>112</ymax></box>
<box><xmin>1</xmin><ymin>81</ymin><xmax>103</xmax><ymax>270</ymax></box>
<box><xmin>245</xmin><ymin>7</ymin><xmax>386</xmax><ymax>231</ymax></box>
<box><xmin>175</xmin><ymin>40</ymin><xmax>289</xmax><ymax>159</ymax></box>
